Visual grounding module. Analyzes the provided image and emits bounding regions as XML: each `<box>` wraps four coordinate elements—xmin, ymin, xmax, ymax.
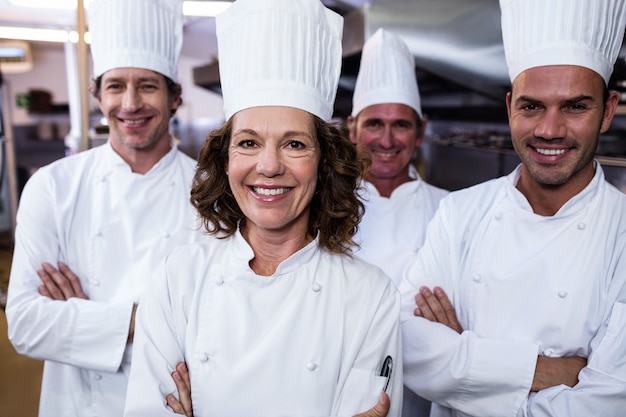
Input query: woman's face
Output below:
<box><xmin>227</xmin><ymin>106</ymin><xmax>320</xmax><ymax>237</ymax></box>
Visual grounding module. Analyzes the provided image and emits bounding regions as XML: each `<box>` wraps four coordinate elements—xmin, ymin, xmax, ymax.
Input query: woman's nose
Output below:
<box><xmin>256</xmin><ymin>147</ymin><xmax>284</xmax><ymax>177</ymax></box>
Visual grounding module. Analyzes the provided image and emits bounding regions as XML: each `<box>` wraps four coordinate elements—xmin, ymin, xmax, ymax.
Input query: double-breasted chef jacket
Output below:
<box><xmin>6</xmin><ymin>141</ymin><xmax>202</xmax><ymax>417</ymax></box>
<box><xmin>353</xmin><ymin>164</ymin><xmax>448</xmax><ymax>417</ymax></box>
<box><xmin>353</xmin><ymin>165</ymin><xmax>448</xmax><ymax>287</ymax></box>
<box><xmin>124</xmin><ymin>231</ymin><xmax>403</xmax><ymax>417</ymax></box>
<box><xmin>400</xmin><ymin>163</ymin><xmax>626</xmax><ymax>417</ymax></box>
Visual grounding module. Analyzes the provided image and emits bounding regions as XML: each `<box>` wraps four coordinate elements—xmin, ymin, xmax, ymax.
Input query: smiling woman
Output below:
<box><xmin>122</xmin><ymin>0</ymin><xmax>403</xmax><ymax>416</ymax></box>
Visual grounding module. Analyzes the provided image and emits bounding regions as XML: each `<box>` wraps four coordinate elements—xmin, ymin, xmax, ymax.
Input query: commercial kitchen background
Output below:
<box><xmin>1</xmin><ymin>1</ymin><xmax>626</xmax><ymax>416</ymax></box>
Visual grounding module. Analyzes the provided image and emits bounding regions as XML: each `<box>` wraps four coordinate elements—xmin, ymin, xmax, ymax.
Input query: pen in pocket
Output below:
<box><xmin>379</xmin><ymin>355</ymin><xmax>393</xmax><ymax>393</ymax></box>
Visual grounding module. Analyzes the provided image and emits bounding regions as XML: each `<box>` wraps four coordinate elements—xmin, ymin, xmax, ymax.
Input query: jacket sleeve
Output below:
<box><xmin>522</xmin><ymin>301</ymin><xmax>626</xmax><ymax>416</ymax></box>
<box><xmin>399</xmin><ymin>201</ymin><xmax>539</xmax><ymax>417</ymax></box>
<box><xmin>333</xmin><ymin>276</ymin><xmax>404</xmax><ymax>417</ymax></box>
<box><xmin>6</xmin><ymin>169</ymin><xmax>134</xmax><ymax>372</ymax></box>
<box><xmin>124</xmin><ymin>257</ymin><xmax>185</xmax><ymax>416</ymax></box>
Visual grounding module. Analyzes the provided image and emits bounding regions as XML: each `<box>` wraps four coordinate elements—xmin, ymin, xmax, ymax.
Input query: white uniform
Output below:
<box><xmin>6</xmin><ymin>141</ymin><xmax>201</xmax><ymax>417</ymax></box>
<box><xmin>400</xmin><ymin>164</ymin><xmax>626</xmax><ymax>417</ymax></box>
<box><xmin>354</xmin><ymin>165</ymin><xmax>448</xmax><ymax>287</ymax></box>
<box><xmin>353</xmin><ymin>165</ymin><xmax>448</xmax><ymax>417</ymax></box>
<box><xmin>124</xmin><ymin>231</ymin><xmax>403</xmax><ymax>417</ymax></box>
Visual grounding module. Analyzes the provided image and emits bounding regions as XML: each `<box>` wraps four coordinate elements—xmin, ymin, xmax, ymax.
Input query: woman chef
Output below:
<box><xmin>122</xmin><ymin>0</ymin><xmax>403</xmax><ymax>416</ymax></box>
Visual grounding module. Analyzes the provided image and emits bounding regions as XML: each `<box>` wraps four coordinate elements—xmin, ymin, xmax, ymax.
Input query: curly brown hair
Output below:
<box><xmin>190</xmin><ymin>115</ymin><xmax>368</xmax><ymax>255</ymax></box>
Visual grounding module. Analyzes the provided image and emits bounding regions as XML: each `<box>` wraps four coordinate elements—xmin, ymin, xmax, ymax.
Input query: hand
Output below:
<box><xmin>353</xmin><ymin>392</ymin><xmax>390</xmax><ymax>417</ymax></box>
<box><xmin>166</xmin><ymin>362</ymin><xmax>193</xmax><ymax>416</ymax></box>
<box><xmin>531</xmin><ymin>356</ymin><xmax>587</xmax><ymax>392</ymax></box>
<box><xmin>37</xmin><ymin>262</ymin><xmax>88</xmax><ymax>301</ymax></box>
<box><xmin>414</xmin><ymin>286</ymin><xmax>463</xmax><ymax>334</ymax></box>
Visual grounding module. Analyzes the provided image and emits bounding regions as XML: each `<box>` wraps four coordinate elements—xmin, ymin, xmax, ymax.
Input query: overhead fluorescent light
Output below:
<box><xmin>8</xmin><ymin>0</ymin><xmax>232</xmax><ymax>16</ymax></box>
<box><xmin>7</xmin><ymin>0</ymin><xmax>94</xmax><ymax>9</ymax></box>
<box><xmin>0</xmin><ymin>26</ymin><xmax>71</xmax><ymax>43</ymax></box>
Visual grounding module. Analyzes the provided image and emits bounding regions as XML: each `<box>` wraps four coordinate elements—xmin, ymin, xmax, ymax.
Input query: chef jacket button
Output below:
<box><xmin>92</xmin><ymin>280</ymin><xmax>101</xmax><ymax>287</ymax></box>
<box><xmin>311</xmin><ymin>282</ymin><xmax>321</xmax><ymax>292</ymax></box>
<box><xmin>543</xmin><ymin>348</ymin><xmax>554</xmax><ymax>357</ymax></box>
<box><xmin>95</xmin><ymin>231</ymin><xmax>103</xmax><ymax>237</ymax></box>
<box><xmin>100</xmin><ymin>177</ymin><xmax>107</xmax><ymax>183</ymax></box>
<box><xmin>577</xmin><ymin>223</ymin><xmax>586</xmax><ymax>230</ymax></box>
<box><xmin>169</xmin><ymin>181</ymin><xmax>176</xmax><ymax>187</ymax></box>
<box><xmin>216</xmin><ymin>278</ymin><xmax>225</xmax><ymax>286</ymax></box>
<box><xmin>199</xmin><ymin>353</ymin><xmax>209</xmax><ymax>363</ymax></box>
<box><xmin>558</xmin><ymin>290</ymin><xmax>568</xmax><ymax>298</ymax></box>
<box><xmin>306</xmin><ymin>361</ymin><xmax>317</xmax><ymax>371</ymax></box>
<box><xmin>494</xmin><ymin>212</ymin><xmax>503</xmax><ymax>221</ymax></box>
<box><xmin>472</xmin><ymin>273</ymin><xmax>482</xmax><ymax>283</ymax></box>
<box><xmin>163</xmin><ymin>232</ymin><xmax>170</xmax><ymax>239</ymax></box>
<box><xmin>94</xmin><ymin>374</ymin><xmax>102</xmax><ymax>381</ymax></box>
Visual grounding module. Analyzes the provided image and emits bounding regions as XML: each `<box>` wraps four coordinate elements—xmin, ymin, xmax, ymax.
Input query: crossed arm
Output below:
<box><xmin>413</xmin><ymin>286</ymin><xmax>586</xmax><ymax>392</ymax></box>
<box><xmin>166</xmin><ymin>362</ymin><xmax>391</xmax><ymax>417</ymax></box>
<box><xmin>37</xmin><ymin>262</ymin><xmax>137</xmax><ymax>343</ymax></box>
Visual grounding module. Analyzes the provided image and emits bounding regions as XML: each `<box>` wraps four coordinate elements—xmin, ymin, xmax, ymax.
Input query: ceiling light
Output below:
<box><xmin>0</xmin><ymin>26</ymin><xmax>71</xmax><ymax>42</ymax></box>
<box><xmin>7</xmin><ymin>0</ymin><xmax>94</xmax><ymax>9</ymax></box>
<box><xmin>7</xmin><ymin>0</ymin><xmax>232</xmax><ymax>16</ymax></box>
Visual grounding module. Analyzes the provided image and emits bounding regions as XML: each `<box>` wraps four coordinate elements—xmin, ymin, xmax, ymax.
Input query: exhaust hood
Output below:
<box><xmin>193</xmin><ymin>0</ymin><xmax>626</xmax><ymax>121</ymax></box>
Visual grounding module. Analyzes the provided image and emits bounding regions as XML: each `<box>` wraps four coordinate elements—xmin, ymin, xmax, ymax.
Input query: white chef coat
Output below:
<box><xmin>124</xmin><ymin>231</ymin><xmax>403</xmax><ymax>417</ymax></box>
<box><xmin>353</xmin><ymin>165</ymin><xmax>448</xmax><ymax>417</ymax></box>
<box><xmin>400</xmin><ymin>163</ymin><xmax>626</xmax><ymax>417</ymax></box>
<box><xmin>6</xmin><ymin>140</ymin><xmax>202</xmax><ymax>417</ymax></box>
<box><xmin>354</xmin><ymin>165</ymin><xmax>449</xmax><ymax>287</ymax></box>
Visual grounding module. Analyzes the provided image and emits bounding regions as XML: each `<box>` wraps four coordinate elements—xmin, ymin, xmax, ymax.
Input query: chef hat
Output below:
<box><xmin>500</xmin><ymin>0</ymin><xmax>626</xmax><ymax>85</ymax></box>
<box><xmin>216</xmin><ymin>0</ymin><xmax>343</xmax><ymax>121</ymax></box>
<box><xmin>88</xmin><ymin>0</ymin><xmax>183</xmax><ymax>82</ymax></box>
<box><xmin>351</xmin><ymin>28</ymin><xmax>422</xmax><ymax>118</ymax></box>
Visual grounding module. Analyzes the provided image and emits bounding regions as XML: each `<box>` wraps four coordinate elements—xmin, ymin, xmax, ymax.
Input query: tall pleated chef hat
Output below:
<box><xmin>216</xmin><ymin>0</ymin><xmax>343</xmax><ymax>121</ymax></box>
<box><xmin>88</xmin><ymin>0</ymin><xmax>183</xmax><ymax>82</ymax></box>
<box><xmin>500</xmin><ymin>0</ymin><xmax>626</xmax><ymax>85</ymax></box>
<box><xmin>351</xmin><ymin>28</ymin><xmax>422</xmax><ymax>118</ymax></box>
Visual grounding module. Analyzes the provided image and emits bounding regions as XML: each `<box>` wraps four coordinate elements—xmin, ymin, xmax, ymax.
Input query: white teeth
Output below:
<box><xmin>373</xmin><ymin>151</ymin><xmax>396</xmax><ymax>157</ymax></box>
<box><xmin>253</xmin><ymin>187</ymin><xmax>290</xmax><ymax>196</ymax></box>
<box><xmin>123</xmin><ymin>119</ymin><xmax>147</xmax><ymax>125</ymax></box>
<box><xmin>536</xmin><ymin>148</ymin><xmax>567</xmax><ymax>156</ymax></box>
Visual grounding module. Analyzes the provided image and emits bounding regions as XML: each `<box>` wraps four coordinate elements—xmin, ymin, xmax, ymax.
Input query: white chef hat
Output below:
<box><xmin>88</xmin><ymin>0</ymin><xmax>183</xmax><ymax>82</ymax></box>
<box><xmin>500</xmin><ymin>0</ymin><xmax>626</xmax><ymax>85</ymax></box>
<box><xmin>216</xmin><ymin>0</ymin><xmax>343</xmax><ymax>121</ymax></box>
<box><xmin>351</xmin><ymin>28</ymin><xmax>422</xmax><ymax>118</ymax></box>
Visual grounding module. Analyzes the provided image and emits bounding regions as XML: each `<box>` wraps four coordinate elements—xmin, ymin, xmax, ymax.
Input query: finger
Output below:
<box><xmin>37</xmin><ymin>285</ymin><xmax>52</xmax><ymax>298</ymax></box>
<box><xmin>433</xmin><ymin>287</ymin><xmax>460</xmax><ymax>327</ymax></box>
<box><xmin>37</xmin><ymin>267</ymin><xmax>65</xmax><ymax>300</ymax></box>
<box><xmin>420</xmin><ymin>286</ymin><xmax>449</xmax><ymax>324</ymax></box>
<box><xmin>176</xmin><ymin>362</ymin><xmax>191</xmax><ymax>391</ymax></box>
<box><xmin>353</xmin><ymin>392</ymin><xmax>390</xmax><ymax>417</ymax></box>
<box><xmin>166</xmin><ymin>394</ymin><xmax>186</xmax><ymax>415</ymax></box>
<box><xmin>415</xmin><ymin>287</ymin><xmax>436</xmax><ymax>321</ymax></box>
<box><xmin>172</xmin><ymin>370</ymin><xmax>193</xmax><ymax>416</ymax></box>
<box><xmin>58</xmin><ymin>262</ymin><xmax>88</xmax><ymax>299</ymax></box>
<box><xmin>42</xmin><ymin>262</ymin><xmax>75</xmax><ymax>300</ymax></box>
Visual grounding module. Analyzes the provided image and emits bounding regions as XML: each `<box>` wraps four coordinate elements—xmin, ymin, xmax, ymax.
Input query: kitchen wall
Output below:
<box><xmin>2</xmin><ymin>41</ymin><xmax>225</xmax><ymax>144</ymax></box>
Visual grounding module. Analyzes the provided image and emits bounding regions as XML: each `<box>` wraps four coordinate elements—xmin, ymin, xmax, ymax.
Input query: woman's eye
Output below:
<box><xmin>238</xmin><ymin>140</ymin><xmax>256</xmax><ymax>148</ymax></box>
<box><xmin>287</xmin><ymin>140</ymin><xmax>305</xmax><ymax>149</ymax></box>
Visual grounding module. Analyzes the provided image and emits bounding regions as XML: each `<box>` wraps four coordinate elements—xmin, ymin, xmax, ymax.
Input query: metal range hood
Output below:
<box><xmin>340</xmin><ymin>0</ymin><xmax>510</xmax><ymax>107</ymax></box>
<box><xmin>193</xmin><ymin>0</ymin><xmax>624</xmax><ymax>120</ymax></box>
